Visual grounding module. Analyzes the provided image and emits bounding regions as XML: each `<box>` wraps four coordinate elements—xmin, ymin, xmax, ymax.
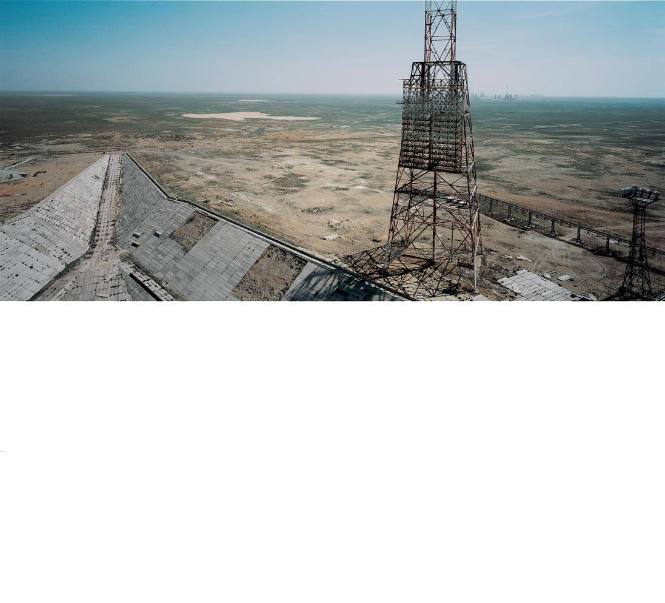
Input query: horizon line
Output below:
<box><xmin>1</xmin><ymin>90</ymin><xmax>665</xmax><ymax>101</ymax></box>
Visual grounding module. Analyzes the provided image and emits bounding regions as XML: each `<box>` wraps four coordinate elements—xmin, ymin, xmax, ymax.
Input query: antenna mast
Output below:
<box><xmin>424</xmin><ymin>0</ymin><xmax>457</xmax><ymax>63</ymax></box>
<box><xmin>344</xmin><ymin>0</ymin><xmax>482</xmax><ymax>297</ymax></box>
<box><xmin>384</xmin><ymin>0</ymin><xmax>482</xmax><ymax>296</ymax></box>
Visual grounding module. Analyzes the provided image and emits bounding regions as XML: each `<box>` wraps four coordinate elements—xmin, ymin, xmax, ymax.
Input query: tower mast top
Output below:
<box><xmin>424</xmin><ymin>0</ymin><xmax>457</xmax><ymax>63</ymax></box>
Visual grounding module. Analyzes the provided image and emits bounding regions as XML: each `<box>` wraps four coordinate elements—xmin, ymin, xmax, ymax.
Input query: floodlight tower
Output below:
<box><xmin>383</xmin><ymin>0</ymin><xmax>481</xmax><ymax>295</ymax></box>
<box><xmin>617</xmin><ymin>186</ymin><xmax>659</xmax><ymax>300</ymax></box>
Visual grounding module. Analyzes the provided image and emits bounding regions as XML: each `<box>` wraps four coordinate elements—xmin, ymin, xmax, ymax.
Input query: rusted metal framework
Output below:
<box><xmin>615</xmin><ymin>186</ymin><xmax>659</xmax><ymax>300</ymax></box>
<box><xmin>478</xmin><ymin>193</ymin><xmax>665</xmax><ymax>273</ymax></box>
<box><xmin>345</xmin><ymin>0</ymin><xmax>481</xmax><ymax>297</ymax></box>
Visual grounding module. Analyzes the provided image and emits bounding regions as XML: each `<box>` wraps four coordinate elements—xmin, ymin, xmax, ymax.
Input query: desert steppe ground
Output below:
<box><xmin>2</xmin><ymin>93</ymin><xmax>664</xmax><ymax>298</ymax></box>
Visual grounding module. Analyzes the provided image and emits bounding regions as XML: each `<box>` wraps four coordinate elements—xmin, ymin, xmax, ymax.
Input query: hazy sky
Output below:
<box><xmin>1</xmin><ymin>1</ymin><xmax>663</xmax><ymax>97</ymax></box>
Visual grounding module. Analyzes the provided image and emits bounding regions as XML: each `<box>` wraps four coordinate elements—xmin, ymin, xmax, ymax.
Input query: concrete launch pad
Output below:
<box><xmin>0</xmin><ymin>154</ymin><xmax>400</xmax><ymax>301</ymax></box>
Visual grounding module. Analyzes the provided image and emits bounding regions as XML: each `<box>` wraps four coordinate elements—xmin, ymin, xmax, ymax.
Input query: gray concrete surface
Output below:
<box><xmin>1</xmin><ymin>153</ymin><xmax>400</xmax><ymax>301</ymax></box>
<box><xmin>39</xmin><ymin>155</ymin><xmax>175</xmax><ymax>301</ymax></box>
<box><xmin>498</xmin><ymin>269</ymin><xmax>582</xmax><ymax>301</ymax></box>
<box><xmin>120</xmin><ymin>155</ymin><xmax>398</xmax><ymax>301</ymax></box>
<box><xmin>0</xmin><ymin>155</ymin><xmax>109</xmax><ymax>300</ymax></box>
<box><xmin>38</xmin><ymin>154</ymin><xmax>134</xmax><ymax>301</ymax></box>
<box><xmin>283</xmin><ymin>261</ymin><xmax>396</xmax><ymax>301</ymax></box>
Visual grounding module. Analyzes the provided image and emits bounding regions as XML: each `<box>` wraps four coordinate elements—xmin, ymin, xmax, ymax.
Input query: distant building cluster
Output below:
<box><xmin>471</xmin><ymin>92</ymin><xmax>519</xmax><ymax>101</ymax></box>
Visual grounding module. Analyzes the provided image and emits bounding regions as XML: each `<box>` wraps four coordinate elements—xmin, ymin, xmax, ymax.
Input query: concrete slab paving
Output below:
<box><xmin>120</xmin><ymin>155</ymin><xmax>398</xmax><ymax>301</ymax></box>
<box><xmin>38</xmin><ymin>154</ymin><xmax>135</xmax><ymax>301</ymax></box>
<box><xmin>0</xmin><ymin>155</ymin><xmax>109</xmax><ymax>300</ymax></box>
<box><xmin>498</xmin><ymin>269</ymin><xmax>583</xmax><ymax>301</ymax></box>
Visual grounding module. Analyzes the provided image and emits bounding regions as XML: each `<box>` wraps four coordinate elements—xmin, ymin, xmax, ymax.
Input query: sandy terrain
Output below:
<box><xmin>170</xmin><ymin>212</ymin><xmax>216</xmax><ymax>252</ymax></box>
<box><xmin>2</xmin><ymin>94</ymin><xmax>663</xmax><ymax>299</ymax></box>
<box><xmin>0</xmin><ymin>152</ymin><xmax>105</xmax><ymax>221</ymax></box>
<box><xmin>128</xmin><ymin>127</ymin><xmax>662</xmax><ymax>299</ymax></box>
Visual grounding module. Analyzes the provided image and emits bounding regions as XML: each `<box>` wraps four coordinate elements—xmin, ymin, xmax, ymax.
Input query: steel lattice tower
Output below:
<box><xmin>384</xmin><ymin>0</ymin><xmax>482</xmax><ymax>295</ymax></box>
<box><xmin>616</xmin><ymin>186</ymin><xmax>659</xmax><ymax>300</ymax></box>
<box><xmin>342</xmin><ymin>0</ymin><xmax>482</xmax><ymax>297</ymax></box>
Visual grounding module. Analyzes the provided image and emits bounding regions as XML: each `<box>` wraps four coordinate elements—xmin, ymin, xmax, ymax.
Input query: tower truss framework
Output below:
<box><xmin>344</xmin><ymin>0</ymin><xmax>481</xmax><ymax>297</ymax></box>
<box><xmin>616</xmin><ymin>186</ymin><xmax>659</xmax><ymax>300</ymax></box>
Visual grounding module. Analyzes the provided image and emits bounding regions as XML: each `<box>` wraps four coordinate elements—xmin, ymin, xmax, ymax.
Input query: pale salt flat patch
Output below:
<box><xmin>182</xmin><ymin>112</ymin><xmax>318</xmax><ymax>122</ymax></box>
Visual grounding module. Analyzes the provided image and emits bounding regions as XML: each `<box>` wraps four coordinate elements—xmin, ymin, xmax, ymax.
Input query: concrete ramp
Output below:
<box><xmin>0</xmin><ymin>155</ymin><xmax>109</xmax><ymax>300</ymax></box>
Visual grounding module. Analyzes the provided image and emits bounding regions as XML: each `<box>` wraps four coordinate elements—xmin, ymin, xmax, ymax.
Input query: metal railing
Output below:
<box><xmin>478</xmin><ymin>193</ymin><xmax>665</xmax><ymax>271</ymax></box>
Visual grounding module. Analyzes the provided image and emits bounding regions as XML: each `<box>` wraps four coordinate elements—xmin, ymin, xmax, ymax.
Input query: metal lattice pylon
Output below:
<box><xmin>341</xmin><ymin>0</ymin><xmax>481</xmax><ymax>297</ymax></box>
<box><xmin>617</xmin><ymin>186</ymin><xmax>659</xmax><ymax>300</ymax></box>
<box><xmin>383</xmin><ymin>0</ymin><xmax>481</xmax><ymax>296</ymax></box>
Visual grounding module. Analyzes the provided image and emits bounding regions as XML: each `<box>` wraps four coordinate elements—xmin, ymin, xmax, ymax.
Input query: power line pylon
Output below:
<box><xmin>616</xmin><ymin>186</ymin><xmax>659</xmax><ymax>300</ymax></box>
<box><xmin>384</xmin><ymin>0</ymin><xmax>481</xmax><ymax>296</ymax></box>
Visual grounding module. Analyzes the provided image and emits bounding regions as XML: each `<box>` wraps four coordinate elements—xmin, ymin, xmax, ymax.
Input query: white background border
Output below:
<box><xmin>1</xmin><ymin>302</ymin><xmax>664</xmax><ymax>602</ymax></box>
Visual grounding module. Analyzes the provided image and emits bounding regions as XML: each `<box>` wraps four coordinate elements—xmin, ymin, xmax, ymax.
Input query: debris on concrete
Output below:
<box><xmin>558</xmin><ymin>274</ymin><xmax>573</xmax><ymax>282</ymax></box>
